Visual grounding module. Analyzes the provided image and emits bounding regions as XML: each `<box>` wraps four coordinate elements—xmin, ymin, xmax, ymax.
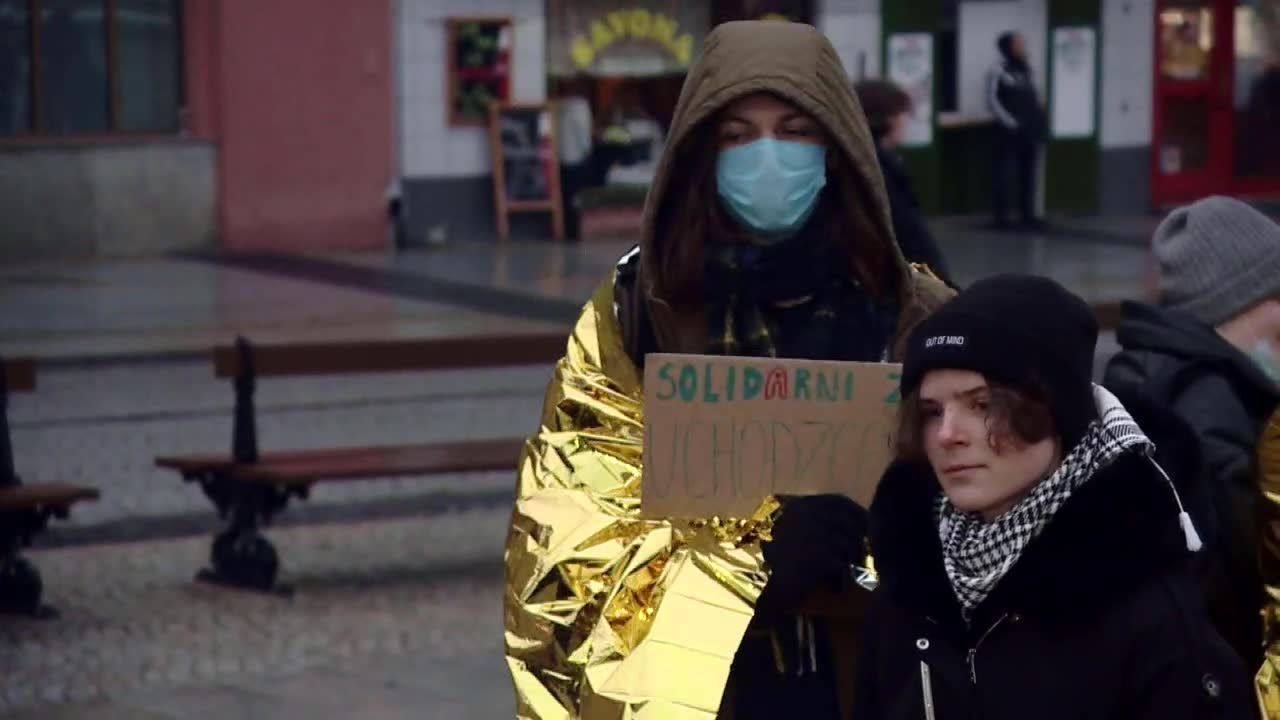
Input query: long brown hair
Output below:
<box><xmin>894</xmin><ymin>380</ymin><xmax>1058</xmax><ymax>461</ymax></box>
<box><xmin>648</xmin><ymin>101</ymin><xmax>898</xmax><ymax>310</ymax></box>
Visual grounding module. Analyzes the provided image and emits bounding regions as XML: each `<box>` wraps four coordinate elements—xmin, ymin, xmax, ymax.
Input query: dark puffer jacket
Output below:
<box><xmin>1105</xmin><ymin>301</ymin><xmax>1280</xmax><ymax>668</ymax></box>
<box><xmin>853</xmin><ymin>445</ymin><xmax>1253</xmax><ymax>719</ymax></box>
<box><xmin>988</xmin><ymin>38</ymin><xmax>1046</xmax><ymax>141</ymax></box>
<box><xmin>876</xmin><ymin>146</ymin><xmax>955</xmax><ymax>289</ymax></box>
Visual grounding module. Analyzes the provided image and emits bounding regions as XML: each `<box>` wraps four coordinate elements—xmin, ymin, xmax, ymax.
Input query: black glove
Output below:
<box><xmin>756</xmin><ymin>494</ymin><xmax>869</xmax><ymax>616</ymax></box>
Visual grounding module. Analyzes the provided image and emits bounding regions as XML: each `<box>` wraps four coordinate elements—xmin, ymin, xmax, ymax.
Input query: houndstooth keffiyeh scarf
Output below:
<box><xmin>936</xmin><ymin>386</ymin><xmax>1151</xmax><ymax>620</ymax></box>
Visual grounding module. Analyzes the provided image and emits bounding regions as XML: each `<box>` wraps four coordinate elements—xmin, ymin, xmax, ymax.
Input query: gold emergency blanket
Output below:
<box><xmin>1256</xmin><ymin>406</ymin><xmax>1280</xmax><ymax>717</ymax></box>
<box><xmin>504</xmin><ymin>277</ymin><xmax>778</xmax><ymax>719</ymax></box>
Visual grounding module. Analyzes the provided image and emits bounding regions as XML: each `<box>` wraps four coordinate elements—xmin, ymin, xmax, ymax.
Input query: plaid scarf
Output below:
<box><xmin>936</xmin><ymin>386</ymin><xmax>1150</xmax><ymax>620</ymax></box>
<box><xmin>703</xmin><ymin>210</ymin><xmax>896</xmax><ymax>361</ymax></box>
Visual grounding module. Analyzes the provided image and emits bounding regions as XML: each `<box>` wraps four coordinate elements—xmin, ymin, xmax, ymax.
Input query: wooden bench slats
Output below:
<box><xmin>158</xmin><ymin>438</ymin><xmax>527</xmax><ymax>487</ymax></box>
<box><xmin>213</xmin><ymin>333</ymin><xmax>566</xmax><ymax>379</ymax></box>
<box><xmin>2</xmin><ymin>358</ymin><xmax>36</xmax><ymax>393</ymax></box>
<box><xmin>155</xmin><ymin>454</ymin><xmax>234</xmax><ymax>473</ymax></box>
<box><xmin>155</xmin><ymin>446</ymin><xmax>366</xmax><ymax>474</ymax></box>
<box><xmin>0</xmin><ymin>483</ymin><xmax>99</xmax><ymax>512</ymax></box>
<box><xmin>229</xmin><ymin>438</ymin><xmax>526</xmax><ymax>487</ymax></box>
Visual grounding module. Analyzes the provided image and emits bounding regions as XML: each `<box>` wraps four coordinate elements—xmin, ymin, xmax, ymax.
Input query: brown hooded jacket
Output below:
<box><xmin>616</xmin><ymin>20</ymin><xmax>952</xmax><ymax>364</ymax></box>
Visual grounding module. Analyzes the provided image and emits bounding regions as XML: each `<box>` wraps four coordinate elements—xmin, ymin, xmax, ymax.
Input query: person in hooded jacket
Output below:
<box><xmin>1103</xmin><ymin>196</ymin><xmax>1280</xmax><ymax>700</ymax></box>
<box><xmin>987</xmin><ymin>32</ymin><xmax>1047</xmax><ymax>230</ymax></box>
<box><xmin>855</xmin><ymin>78</ymin><xmax>956</xmax><ymax>288</ymax></box>
<box><xmin>853</xmin><ymin>274</ymin><xmax>1252</xmax><ymax>720</ymax></box>
<box><xmin>502</xmin><ymin>20</ymin><xmax>953</xmax><ymax>720</ymax></box>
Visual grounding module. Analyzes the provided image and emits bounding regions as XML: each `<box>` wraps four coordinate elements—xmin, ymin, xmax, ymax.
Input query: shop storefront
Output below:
<box><xmin>1152</xmin><ymin>0</ymin><xmax>1280</xmax><ymax>205</ymax></box>
<box><xmin>546</xmin><ymin>0</ymin><xmax>815</xmax><ymax>125</ymax></box>
<box><xmin>544</xmin><ymin>0</ymin><xmax>814</xmax><ymax>238</ymax></box>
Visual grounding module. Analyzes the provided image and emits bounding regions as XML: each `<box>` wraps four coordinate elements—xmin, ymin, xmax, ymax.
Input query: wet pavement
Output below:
<box><xmin>0</xmin><ymin>221</ymin><xmax>1153</xmax><ymax>717</ymax></box>
<box><xmin>0</xmin><ymin>216</ymin><xmax>1151</xmax><ymax>362</ymax></box>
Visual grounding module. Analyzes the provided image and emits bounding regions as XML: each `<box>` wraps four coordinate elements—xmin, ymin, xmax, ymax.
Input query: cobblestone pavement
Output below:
<box><xmin>11</xmin><ymin>361</ymin><xmax>550</xmax><ymax>532</ymax></box>
<box><xmin>1</xmin><ymin>509</ymin><xmax>514</xmax><ymax>718</ymax></box>
<box><xmin>3</xmin><ymin>356</ymin><xmax>540</xmax><ymax>717</ymax></box>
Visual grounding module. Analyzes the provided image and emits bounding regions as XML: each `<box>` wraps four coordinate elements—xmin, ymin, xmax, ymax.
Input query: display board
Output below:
<box><xmin>489</xmin><ymin>102</ymin><xmax>565</xmax><ymax>241</ymax></box>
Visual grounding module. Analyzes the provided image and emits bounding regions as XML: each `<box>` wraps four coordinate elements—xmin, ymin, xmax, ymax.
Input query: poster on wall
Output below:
<box><xmin>1051</xmin><ymin>27</ymin><xmax>1097</xmax><ymax>139</ymax></box>
<box><xmin>887</xmin><ymin>33</ymin><xmax>933</xmax><ymax>147</ymax></box>
<box><xmin>546</xmin><ymin>1</ymin><xmax>710</xmax><ymax>77</ymax></box>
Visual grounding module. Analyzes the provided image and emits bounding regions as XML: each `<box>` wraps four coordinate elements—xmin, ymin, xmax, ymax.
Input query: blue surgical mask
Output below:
<box><xmin>1252</xmin><ymin>340</ymin><xmax>1280</xmax><ymax>386</ymax></box>
<box><xmin>716</xmin><ymin>138</ymin><xmax>827</xmax><ymax>239</ymax></box>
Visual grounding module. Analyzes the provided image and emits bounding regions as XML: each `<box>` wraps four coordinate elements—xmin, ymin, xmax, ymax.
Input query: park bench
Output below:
<box><xmin>155</xmin><ymin>333</ymin><xmax>565</xmax><ymax>593</ymax></box>
<box><xmin>153</xmin><ymin>298</ymin><xmax>1120</xmax><ymax>595</ymax></box>
<box><xmin>0</xmin><ymin>358</ymin><xmax>100</xmax><ymax>618</ymax></box>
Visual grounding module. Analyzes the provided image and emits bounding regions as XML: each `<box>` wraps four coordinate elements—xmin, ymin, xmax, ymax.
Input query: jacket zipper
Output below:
<box><xmin>918</xmin><ymin>660</ymin><xmax>937</xmax><ymax>720</ymax></box>
<box><xmin>966</xmin><ymin>613</ymin><xmax>1008</xmax><ymax>685</ymax></box>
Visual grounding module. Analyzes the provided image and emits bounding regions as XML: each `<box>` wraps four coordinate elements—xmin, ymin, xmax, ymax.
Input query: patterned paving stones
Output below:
<box><xmin>0</xmin><ymin>229</ymin><xmax>1157</xmax><ymax>717</ymax></box>
<box><xmin>1</xmin><ymin>510</ymin><xmax>512</xmax><ymax>717</ymax></box>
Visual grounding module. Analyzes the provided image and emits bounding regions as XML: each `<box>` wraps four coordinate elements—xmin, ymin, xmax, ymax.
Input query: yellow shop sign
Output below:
<box><xmin>570</xmin><ymin>9</ymin><xmax>695</xmax><ymax>69</ymax></box>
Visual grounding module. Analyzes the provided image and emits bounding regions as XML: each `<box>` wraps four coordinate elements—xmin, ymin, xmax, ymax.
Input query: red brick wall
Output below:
<box><xmin>209</xmin><ymin>1</ymin><xmax>394</xmax><ymax>252</ymax></box>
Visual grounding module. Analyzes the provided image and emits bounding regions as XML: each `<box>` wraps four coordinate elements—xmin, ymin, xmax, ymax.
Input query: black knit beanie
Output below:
<box><xmin>900</xmin><ymin>274</ymin><xmax>1100</xmax><ymax>447</ymax></box>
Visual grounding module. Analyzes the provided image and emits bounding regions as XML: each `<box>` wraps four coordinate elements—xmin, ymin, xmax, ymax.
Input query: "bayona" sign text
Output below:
<box><xmin>571</xmin><ymin>9</ymin><xmax>695</xmax><ymax>70</ymax></box>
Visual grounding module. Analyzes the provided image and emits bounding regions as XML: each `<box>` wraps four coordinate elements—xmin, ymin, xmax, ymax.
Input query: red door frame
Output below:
<box><xmin>1151</xmin><ymin>0</ymin><xmax>1280</xmax><ymax>205</ymax></box>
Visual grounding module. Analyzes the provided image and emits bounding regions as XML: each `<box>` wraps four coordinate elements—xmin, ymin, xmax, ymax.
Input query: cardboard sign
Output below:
<box><xmin>641</xmin><ymin>353</ymin><xmax>903</xmax><ymax>519</ymax></box>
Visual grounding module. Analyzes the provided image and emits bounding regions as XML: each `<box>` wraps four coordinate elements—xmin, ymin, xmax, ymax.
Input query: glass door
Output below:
<box><xmin>1230</xmin><ymin>2</ymin><xmax>1280</xmax><ymax>191</ymax></box>
<box><xmin>1152</xmin><ymin>0</ymin><xmax>1234</xmax><ymax>204</ymax></box>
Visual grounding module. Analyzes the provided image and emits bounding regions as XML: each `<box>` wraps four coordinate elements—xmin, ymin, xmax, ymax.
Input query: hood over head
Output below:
<box><xmin>634</xmin><ymin>20</ymin><xmax>910</xmax><ymax>355</ymax></box>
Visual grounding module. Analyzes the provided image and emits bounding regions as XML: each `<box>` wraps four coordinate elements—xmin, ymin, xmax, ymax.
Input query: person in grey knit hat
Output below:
<box><xmin>1105</xmin><ymin>195</ymin><xmax>1280</xmax><ymax>671</ymax></box>
<box><xmin>1154</xmin><ymin>195</ymin><xmax>1280</xmax><ymax>333</ymax></box>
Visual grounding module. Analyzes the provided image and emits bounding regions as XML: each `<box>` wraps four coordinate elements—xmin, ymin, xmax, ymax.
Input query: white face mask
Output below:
<box><xmin>1252</xmin><ymin>340</ymin><xmax>1280</xmax><ymax>386</ymax></box>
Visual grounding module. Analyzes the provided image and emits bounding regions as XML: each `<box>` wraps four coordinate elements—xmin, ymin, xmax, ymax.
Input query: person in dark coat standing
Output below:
<box><xmin>854</xmin><ymin>274</ymin><xmax>1252</xmax><ymax>720</ymax></box>
<box><xmin>855</xmin><ymin>79</ymin><xmax>956</xmax><ymax>287</ymax></box>
<box><xmin>988</xmin><ymin>32</ymin><xmax>1047</xmax><ymax>230</ymax></box>
<box><xmin>1104</xmin><ymin>196</ymin><xmax>1280</xmax><ymax>674</ymax></box>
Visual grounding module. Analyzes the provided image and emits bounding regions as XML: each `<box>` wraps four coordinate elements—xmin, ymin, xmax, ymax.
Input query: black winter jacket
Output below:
<box><xmin>1104</xmin><ymin>301</ymin><xmax>1280</xmax><ymax>668</ymax></box>
<box><xmin>854</xmin><ymin>446</ymin><xmax>1253</xmax><ymax>719</ymax></box>
<box><xmin>988</xmin><ymin>59</ymin><xmax>1046</xmax><ymax>141</ymax></box>
<box><xmin>876</xmin><ymin>146</ymin><xmax>955</xmax><ymax>289</ymax></box>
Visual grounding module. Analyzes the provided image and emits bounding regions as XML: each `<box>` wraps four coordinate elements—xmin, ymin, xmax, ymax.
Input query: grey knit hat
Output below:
<box><xmin>1154</xmin><ymin>196</ymin><xmax>1280</xmax><ymax>326</ymax></box>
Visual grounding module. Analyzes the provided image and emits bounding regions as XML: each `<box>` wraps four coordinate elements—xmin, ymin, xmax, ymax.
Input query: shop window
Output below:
<box><xmin>1233</xmin><ymin>4</ymin><xmax>1280</xmax><ymax>180</ymax></box>
<box><xmin>38</xmin><ymin>0</ymin><xmax>109</xmax><ymax>133</ymax></box>
<box><xmin>446</xmin><ymin>17</ymin><xmax>512</xmax><ymax>128</ymax></box>
<box><xmin>1</xmin><ymin>0</ymin><xmax>182</xmax><ymax>137</ymax></box>
<box><xmin>0</xmin><ymin>0</ymin><xmax>33</xmax><ymax>134</ymax></box>
<box><xmin>1158</xmin><ymin>2</ymin><xmax>1213</xmax><ymax>81</ymax></box>
<box><xmin>1159</xmin><ymin>96</ymin><xmax>1209</xmax><ymax>174</ymax></box>
<box><xmin>117</xmin><ymin>0</ymin><xmax>181</xmax><ymax>133</ymax></box>
<box><xmin>711</xmin><ymin>0</ymin><xmax>814</xmax><ymax>24</ymax></box>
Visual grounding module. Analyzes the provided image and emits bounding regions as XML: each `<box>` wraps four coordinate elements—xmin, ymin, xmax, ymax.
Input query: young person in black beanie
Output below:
<box><xmin>847</xmin><ymin>274</ymin><xmax>1252</xmax><ymax>719</ymax></box>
